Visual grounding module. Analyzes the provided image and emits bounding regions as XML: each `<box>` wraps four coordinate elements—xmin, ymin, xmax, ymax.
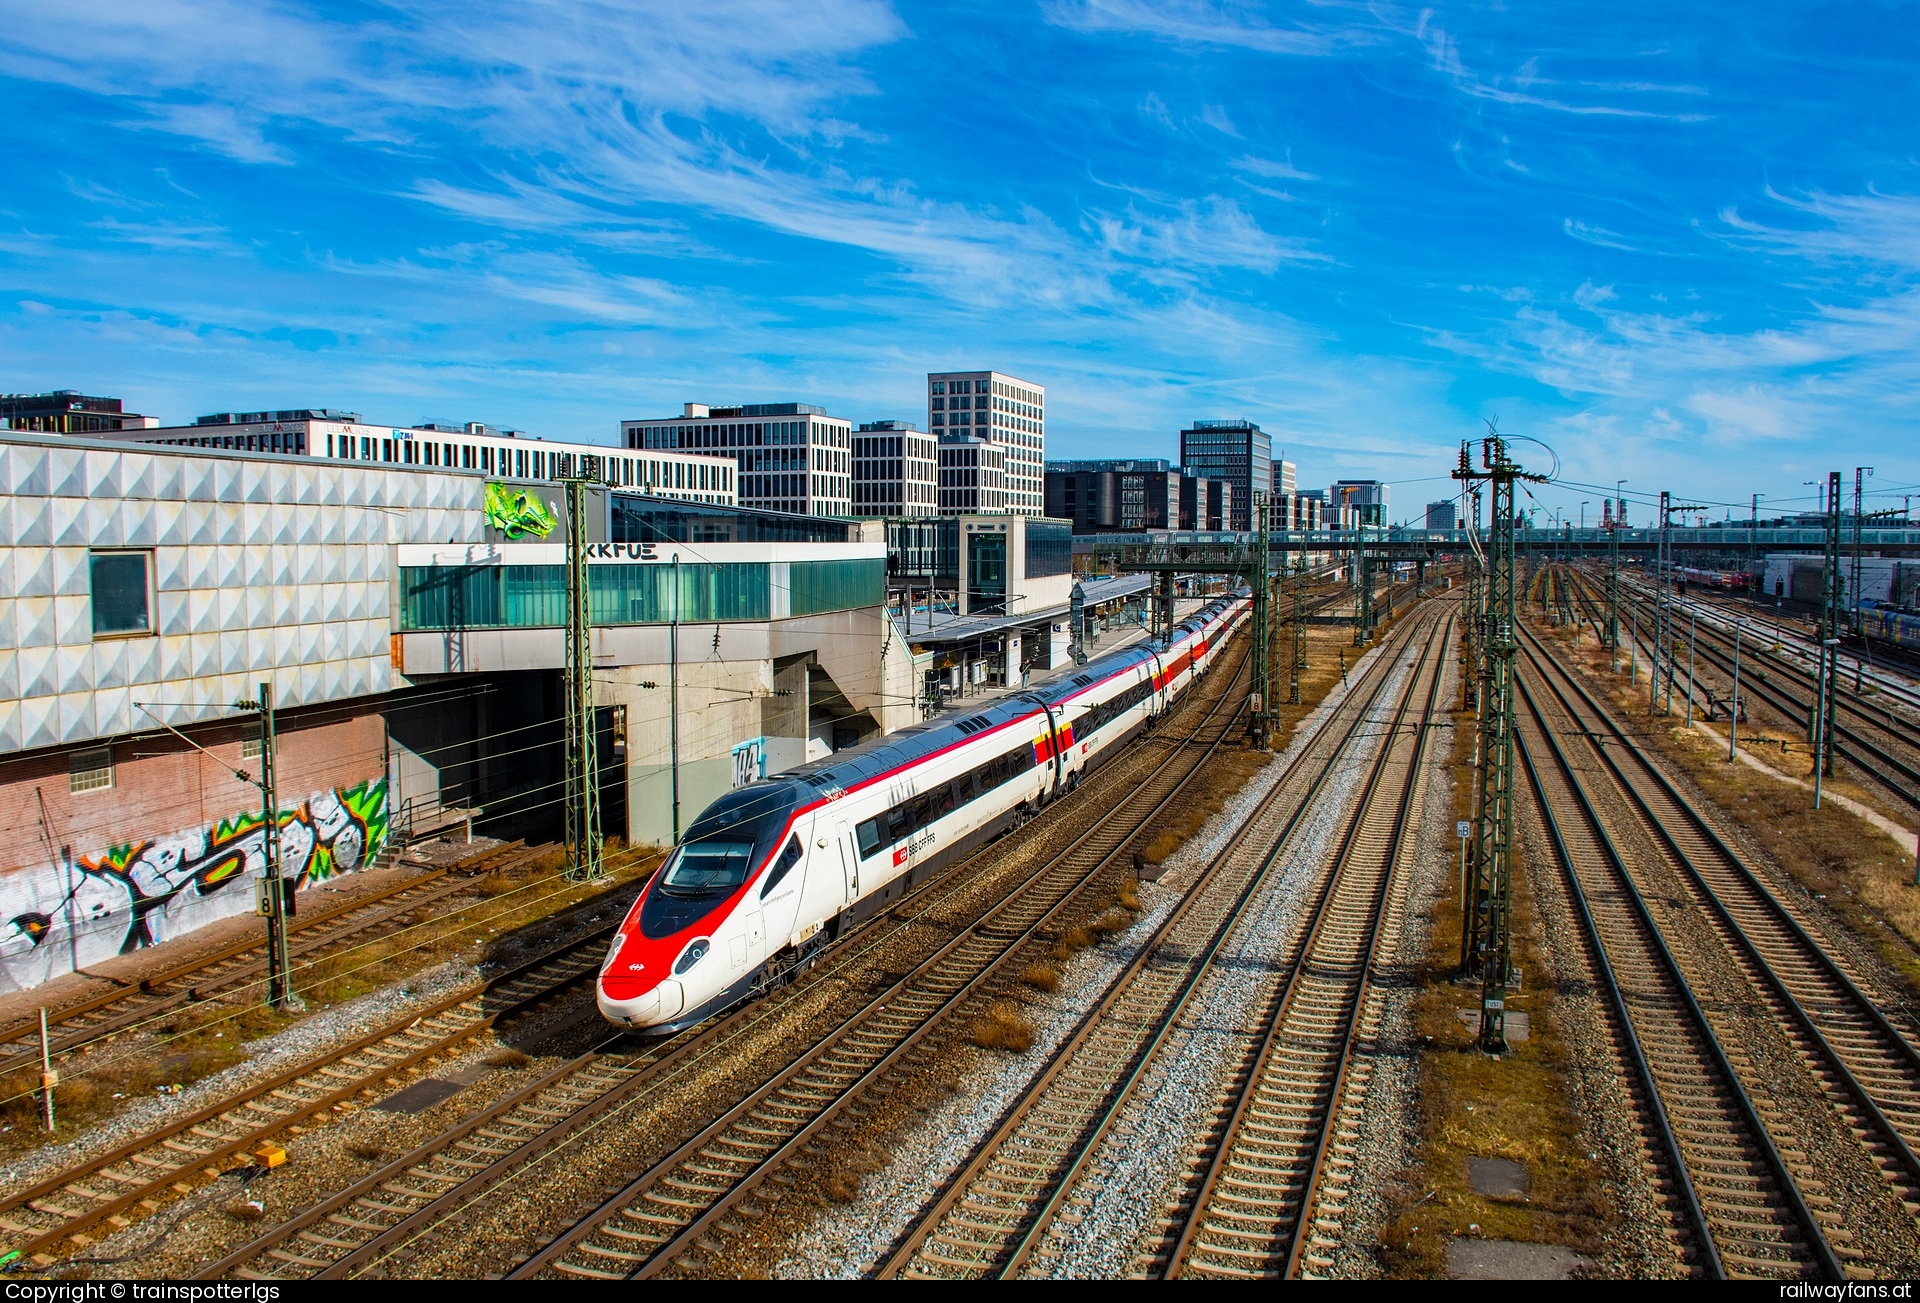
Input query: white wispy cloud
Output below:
<box><xmin>1409</xmin><ymin>10</ymin><xmax>1714</xmax><ymax>121</ymax></box>
<box><xmin>1040</xmin><ymin>0</ymin><xmax>1364</xmax><ymax>55</ymax></box>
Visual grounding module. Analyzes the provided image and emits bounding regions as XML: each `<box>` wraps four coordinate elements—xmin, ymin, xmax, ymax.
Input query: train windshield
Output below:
<box><xmin>637</xmin><ymin>782</ymin><xmax>805</xmax><ymax>939</ymax></box>
<box><xmin>659</xmin><ymin>841</ymin><xmax>755</xmax><ymax>894</ymax></box>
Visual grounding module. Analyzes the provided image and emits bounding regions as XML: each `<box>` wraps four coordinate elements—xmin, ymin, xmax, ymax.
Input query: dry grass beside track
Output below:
<box><xmin>1377</xmin><ymin>661</ymin><xmax>1613</xmax><ymax>1278</ymax></box>
<box><xmin>0</xmin><ymin>845</ymin><xmax>659</xmax><ymax>1151</ymax></box>
<box><xmin>1553</xmin><ymin>616</ymin><xmax>1920</xmax><ymax>995</ymax></box>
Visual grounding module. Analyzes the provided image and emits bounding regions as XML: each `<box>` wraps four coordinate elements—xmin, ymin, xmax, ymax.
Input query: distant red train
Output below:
<box><xmin>1674</xmin><ymin>565</ymin><xmax>1756</xmax><ymax>593</ymax></box>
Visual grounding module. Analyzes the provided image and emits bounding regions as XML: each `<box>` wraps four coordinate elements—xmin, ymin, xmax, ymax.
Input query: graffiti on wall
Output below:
<box><xmin>0</xmin><ymin>779</ymin><xmax>389</xmax><ymax>993</ymax></box>
<box><xmin>484</xmin><ymin>482</ymin><xmax>559</xmax><ymax>540</ymax></box>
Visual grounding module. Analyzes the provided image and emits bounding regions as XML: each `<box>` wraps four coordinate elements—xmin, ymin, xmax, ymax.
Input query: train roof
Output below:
<box><xmin>770</xmin><ymin>589</ymin><xmax>1246</xmax><ymax>800</ymax></box>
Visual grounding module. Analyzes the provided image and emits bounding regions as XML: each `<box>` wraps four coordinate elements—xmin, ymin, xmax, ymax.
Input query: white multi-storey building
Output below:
<box><xmin>927</xmin><ymin>371</ymin><xmax>1044</xmax><ymax>516</ymax></box>
<box><xmin>851</xmin><ymin>420</ymin><xmax>937</xmax><ymax>517</ymax></box>
<box><xmin>98</xmin><ymin>411</ymin><xmax>736</xmax><ymax>504</ymax></box>
<box><xmin>623</xmin><ymin>402</ymin><xmax>853</xmax><ymax>518</ymax></box>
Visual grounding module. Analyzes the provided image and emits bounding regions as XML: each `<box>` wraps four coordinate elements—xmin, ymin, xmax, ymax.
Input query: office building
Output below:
<box><xmin>851</xmin><ymin>420</ymin><xmax>937</xmax><ymax>517</ymax></box>
<box><xmin>937</xmin><ymin>435</ymin><xmax>1006</xmax><ymax>514</ymax></box>
<box><xmin>1179</xmin><ymin>420</ymin><xmax>1270</xmax><ymax>531</ymax></box>
<box><xmin>1287</xmin><ymin>488</ymin><xmax>1327</xmax><ymax>531</ymax></box>
<box><xmin>623</xmin><ymin>402</ymin><xmax>850</xmax><ymax>515</ymax></box>
<box><xmin>1045</xmin><ymin>459</ymin><xmax>1178</xmax><ymax>532</ymax></box>
<box><xmin>927</xmin><ymin>370</ymin><xmax>1045</xmax><ymax>515</ymax></box>
<box><xmin>101</xmin><ymin>412</ymin><xmax>735</xmax><ymax>504</ymax></box>
<box><xmin>1271</xmin><ymin>457</ymin><xmax>1297</xmax><ymax>498</ymax></box>
<box><xmin>1330</xmin><ymin>479</ymin><xmax>1390</xmax><ymax>527</ymax></box>
<box><xmin>3</xmin><ymin>391</ymin><xmax>155</xmax><ymax>434</ymax></box>
<box><xmin>1426</xmin><ymin>500</ymin><xmax>1457</xmax><ymax>531</ymax></box>
<box><xmin>1043</xmin><ymin>459</ymin><xmax>1237</xmax><ymax>533</ymax></box>
<box><xmin>1184</xmin><ymin>473</ymin><xmax>1234</xmax><ymax>531</ymax></box>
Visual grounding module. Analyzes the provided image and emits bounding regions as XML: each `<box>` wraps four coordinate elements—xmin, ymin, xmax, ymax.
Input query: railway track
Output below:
<box><xmin>874</xmin><ymin>602</ymin><xmax>1452</xmax><ymax>1279</ymax></box>
<box><xmin>200</xmin><ymin>623</ymin><xmax>1269</xmax><ymax>1279</ymax></box>
<box><xmin>1665</xmin><ymin>584</ymin><xmax>1920</xmax><ymax>719</ymax></box>
<box><xmin>1566</xmin><ymin>568</ymin><xmax>1920</xmax><ymax>818</ymax></box>
<box><xmin>0</xmin><ymin>921</ymin><xmax>619</xmax><ymax>1268</ymax></box>
<box><xmin>1517</xmin><ymin>623</ymin><xmax>1920</xmax><ymax>1276</ymax></box>
<box><xmin>1515</xmin><ymin>664</ymin><xmax>1820</xmax><ymax>1277</ymax></box>
<box><xmin>503</xmin><ymin>638</ymin><xmax>1267</xmax><ymax>1281</ymax></box>
<box><xmin>0</xmin><ymin>840</ymin><xmax>554</xmax><ymax>1074</ymax></box>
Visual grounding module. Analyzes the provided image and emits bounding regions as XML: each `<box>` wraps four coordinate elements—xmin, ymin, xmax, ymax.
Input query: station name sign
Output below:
<box><xmin>586</xmin><ymin>543</ymin><xmax>660</xmax><ymax>561</ymax></box>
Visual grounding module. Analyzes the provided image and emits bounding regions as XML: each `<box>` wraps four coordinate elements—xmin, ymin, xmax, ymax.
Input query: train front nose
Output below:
<box><xmin>598</xmin><ymin>974</ymin><xmax>685</xmax><ymax>1028</ymax></box>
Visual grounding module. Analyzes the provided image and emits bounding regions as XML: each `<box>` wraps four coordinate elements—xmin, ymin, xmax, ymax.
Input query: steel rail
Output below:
<box><xmin>1592</xmin><ymin>565</ymin><xmax>1920</xmax><ymax>742</ymax></box>
<box><xmin>1166</xmin><ymin>606</ymin><xmax>1448</xmax><ymax>1280</ymax></box>
<box><xmin>0</xmin><ymin>922</ymin><xmax>622</xmax><ymax>1267</ymax></box>
<box><xmin>502</xmin><ymin>659</ymin><xmax>1264</xmax><ymax>1281</ymax></box>
<box><xmin>1653</xmin><ymin>580</ymin><xmax>1920</xmax><ymax>719</ymax></box>
<box><xmin>294</xmin><ymin>626</ymin><xmax>1258</xmax><ymax>1279</ymax></box>
<box><xmin>874</xmin><ymin>604</ymin><xmax>1450</xmax><ymax>1279</ymax></box>
<box><xmin>1585</xmin><ymin>572</ymin><xmax>1920</xmax><ymax>812</ymax></box>
<box><xmin>0</xmin><ymin>841</ymin><xmax>552</xmax><ymax>1074</ymax></box>
<box><xmin>1523</xmin><ymin>620</ymin><xmax>1920</xmax><ymax>1090</ymax></box>
<box><xmin>205</xmin><ymin>633</ymin><xmax>1264</xmax><ymax>1282</ymax></box>
<box><xmin>1513</xmin><ymin>674</ymin><xmax>1745</xmax><ymax>1278</ymax></box>
<box><xmin>1521</xmin><ymin>628</ymin><xmax>1920</xmax><ymax>1223</ymax></box>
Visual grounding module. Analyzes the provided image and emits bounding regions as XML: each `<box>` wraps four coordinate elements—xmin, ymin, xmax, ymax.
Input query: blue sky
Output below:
<box><xmin>3</xmin><ymin>0</ymin><xmax>1917</xmax><ymax>523</ymax></box>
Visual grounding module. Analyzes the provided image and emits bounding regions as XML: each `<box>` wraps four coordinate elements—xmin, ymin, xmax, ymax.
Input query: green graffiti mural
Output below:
<box><xmin>309</xmin><ymin>780</ymin><xmax>390</xmax><ymax>884</ymax></box>
<box><xmin>484</xmin><ymin>481</ymin><xmax>560</xmax><ymax>540</ymax></box>
<box><xmin>3</xmin><ymin>778</ymin><xmax>391</xmax><ymax>962</ymax></box>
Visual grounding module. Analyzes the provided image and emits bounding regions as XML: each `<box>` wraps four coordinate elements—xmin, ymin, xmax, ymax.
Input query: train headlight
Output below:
<box><xmin>673</xmin><ymin>938</ymin><xmax>711</xmax><ymax>975</ymax></box>
<box><xmin>601</xmin><ymin>933</ymin><xmax>626</xmax><ymax>974</ymax></box>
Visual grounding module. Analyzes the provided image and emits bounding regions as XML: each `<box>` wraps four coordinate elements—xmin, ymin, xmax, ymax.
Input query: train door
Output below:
<box><xmin>791</xmin><ymin>815</ymin><xmax>849</xmax><ymax>944</ymax></box>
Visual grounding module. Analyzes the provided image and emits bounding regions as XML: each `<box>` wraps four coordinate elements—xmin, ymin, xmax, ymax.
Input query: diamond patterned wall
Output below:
<box><xmin>0</xmin><ymin>437</ymin><xmax>487</xmax><ymax>755</ymax></box>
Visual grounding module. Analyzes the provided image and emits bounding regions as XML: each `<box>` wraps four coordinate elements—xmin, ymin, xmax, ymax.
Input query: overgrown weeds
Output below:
<box><xmin>969</xmin><ymin>1001</ymin><xmax>1036</xmax><ymax>1053</ymax></box>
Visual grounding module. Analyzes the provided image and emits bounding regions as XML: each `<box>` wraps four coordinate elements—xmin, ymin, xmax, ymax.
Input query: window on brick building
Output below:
<box><xmin>69</xmin><ymin>746</ymin><xmax>113</xmax><ymax>793</ymax></box>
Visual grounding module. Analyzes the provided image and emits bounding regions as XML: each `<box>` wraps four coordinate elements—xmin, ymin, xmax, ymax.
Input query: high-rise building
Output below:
<box><xmin>852</xmin><ymin>420</ymin><xmax>937</xmax><ymax>517</ymax></box>
<box><xmin>1330</xmin><ymin>479</ymin><xmax>1390</xmax><ymax>527</ymax></box>
<box><xmin>936</xmin><ymin>435</ymin><xmax>1006</xmax><ymax>513</ymax></box>
<box><xmin>1271</xmin><ymin>457</ymin><xmax>1297</xmax><ymax>498</ymax></box>
<box><xmin>1043</xmin><ymin>458</ymin><xmax>1234</xmax><ymax>533</ymax></box>
<box><xmin>624</xmin><ymin>402</ymin><xmax>852</xmax><ymax>516</ymax></box>
<box><xmin>1182</xmin><ymin>472</ymin><xmax>1234</xmax><ymax>531</ymax></box>
<box><xmin>1425</xmin><ymin>500</ymin><xmax>1457</xmax><ymax>530</ymax></box>
<box><xmin>927</xmin><ymin>370</ymin><xmax>1045</xmax><ymax>515</ymax></box>
<box><xmin>1179</xmin><ymin>420</ymin><xmax>1270</xmax><ymax>532</ymax></box>
<box><xmin>3</xmin><ymin>391</ymin><xmax>155</xmax><ymax>433</ymax></box>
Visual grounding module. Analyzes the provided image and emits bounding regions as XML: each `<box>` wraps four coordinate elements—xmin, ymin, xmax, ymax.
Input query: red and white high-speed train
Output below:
<box><xmin>598</xmin><ymin>589</ymin><xmax>1251</xmax><ymax>1034</ymax></box>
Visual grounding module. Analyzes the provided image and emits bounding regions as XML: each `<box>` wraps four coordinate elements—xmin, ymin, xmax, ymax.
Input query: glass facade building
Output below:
<box><xmin>623</xmin><ymin>402</ymin><xmax>854</xmax><ymax>517</ymax></box>
<box><xmin>1179</xmin><ymin>420</ymin><xmax>1270</xmax><ymax>532</ymax></box>
<box><xmin>609</xmin><ymin>495</ymin><xmax>859</xmax><ymax>545</ymax></box>
<box><xmin>398</xmin><ymin>557</ymin><xmax>884</xmax><ymax>630</ymax></box>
